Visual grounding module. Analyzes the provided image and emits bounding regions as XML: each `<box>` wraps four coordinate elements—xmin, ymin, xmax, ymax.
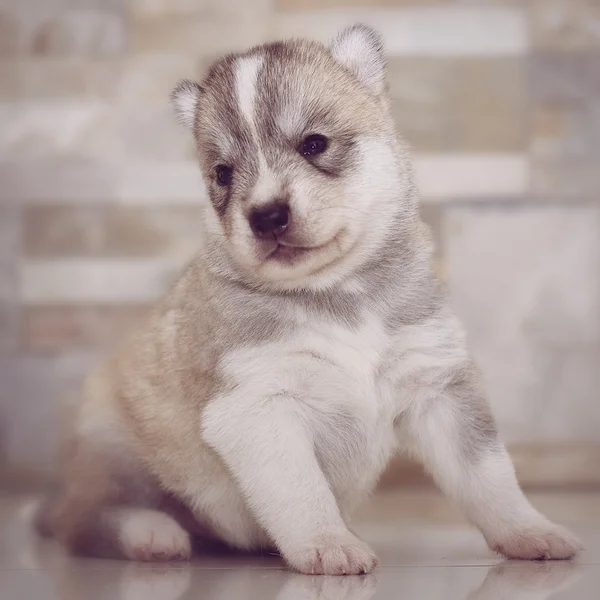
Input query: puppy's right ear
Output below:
<box><xmin>171</xmin><ymin>79</ymin><xmax>203</xmax><ymax>129</ymax></box>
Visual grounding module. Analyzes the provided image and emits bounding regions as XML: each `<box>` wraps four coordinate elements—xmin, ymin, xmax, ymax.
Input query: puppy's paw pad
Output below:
<box><xmin>288</xmin><ymin>535</ymin><xmax>378</xmax><ymax>575</ymax></box>
<box><xmin>492</xmin><ymin>524</ymin><xmax>583</xmax><ymax>561</ymax></box>
<box><xmin>119</xmin><ymin>510</ymin><xmax>191</xmax><ymax>562</ymax></box>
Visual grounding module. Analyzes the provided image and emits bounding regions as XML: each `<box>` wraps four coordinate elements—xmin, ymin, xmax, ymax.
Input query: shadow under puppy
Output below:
<box><xmin>34</xmin><ymin>24</ymin><xmax>582</xmax><ymax>575</ymax></box>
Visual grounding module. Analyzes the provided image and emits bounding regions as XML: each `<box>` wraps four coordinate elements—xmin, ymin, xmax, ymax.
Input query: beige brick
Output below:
<box><xmin>388</xmin><ymin>58</ymin><xmax>449</xmax><ymax>152</ymax></box>
<box><xmin>23</xmin><ymin>206</ymin><xmax>102</xmax><ymax>257</ymax></box>
<box><xmin>532</xmin><ymin>159</ymin><xmax>600</xmax><ymax>201</ymax></box>
<box><xmin>0</xmin><ymin>55</ymin><xmax>203</xmax><ymax>103</ymax></box>
<box><xmin>117</xmin><ymin>161</ymin><xmax>207</xmax><ymax>203</ymax></box>
<box><xmin>419</xmin><ymin>204</ymin><xmax>443</xmax><ymax>258</ymax></box>
<box><xmin>0</xmin><ymin>6</ymin><xmax>128</xmax><ymax>57</ymax></box>
<box><xmin>0</xmin><ymin>59</ymin><xmax>121</xmax><ymax>100</ymax></box>
<box><xmin>2</xmin><ymin>352</ymin><xmax>100</xmax><ymax>467</ymax></box>
<box><xmin>115</xmin><ymin>56</ymin><xmax>206</xmax><ymax>108</ymax></box>
<box><xmin>118</xmin><ymin>107</ymin><xmax>196</xmax><ymax>161</ymax></box>
<box><xmin>531</xmin><ymin>106</ymin><xmax>569</xmax><ymax>158</ymax></box>
<box><xmin>530</xmin><ymin>52</ymin><xmax>599</xmax><ymax>105</ymax></box>
<box><xmin>0</xmin><ymin>99</ymin><xmax>194</xmax><ymax>161</ymax></box>
<box><xmin>0</xmin><ymin>206</ymin><xmax>19</xmax><ymax>305</ymax></box>
<box><xmin>0</xmin><ymin>101</ymin><xmax>116</xmax><ymax>160</ymax></box>
<box><xmin>0</xmin><ymin>206</ymin><xmax>20</xmax><ymax>352</ymax></box>
<box><xmin>532</xmin><ymin>0</ymin><xmax>600</xmax><ymax>50</ymax></box>
<box><xmin>0</xmin><ymin>159</ymin><xmax>117</xmax><ymax>203</ymax></box>
<box><xmin>24</xmin><ymin>306</ymin><xmax>151</xmax><ymax>351</ymax></box>
<box><xmin>1</xmin><ymin>160</ymin><xmax>205</xmax><ymax>205</ymax></box>
<box><xmin>447</xmin><ymin>57</ymin><xmax>527</xmax><ymax>152</ymax></box>
<box><xmin>415</xmin><ymin>154</ymin><xmax>529</xmax><ymax>200</ymax></box>
<box><xmin>102</xmin><ymin>206</ymin><xmax>204</xmax><ymax>258</ymax></box>
<box><xmin>31</xmin><ymin>10</ymin><xmax>128</xmax><ymax>57</ymax></box>
<box><xmin>130</xmin><ymin>0</ymin><xmax>273</xmax><ymax>18</ymax></box>
<box><xmin>445</xmin><ymin>206</ymin><xmax>600</xmax><ymax>442</ymax></box>
<box><xmin>23</xmin><ymin>205</ymin><xmax>204</xmax><ymax>258</ymax></box>
<box><xmin>0</xmin><ymin>9</ymin><xmax>19</xmax><ymax>55</ymax></box>
<box><xmin>274</xmin><ymin>6</ymin><xmax>527</xmax><ymax>56</ymax></box>
<box><xmin>0</xmin><ymin>304</ymin><xmax>19</xmax><ymax>353</ymax></box>
<box><xmin>133</xmin><ymin>16</ymin><xmax>267</xmax><ymax>55</ymax></box>
<box><xmin>390</xmin><ymin>57</ymin><xmax>526</xmax><ymax>152</ymax></box>
<box><xmin>130</xmin><ymin>0</ymin><xmax>213</xmax><ymax>17</ymax></box>
<box><xmin>21</xmin><ymin>259</ymin><xmax>185</xmax><ymax>304</ymax></box>
<box><xmin>530</xmin><ymin>53</ymin><xmax>600</xmax><ymax>199</ymax></box>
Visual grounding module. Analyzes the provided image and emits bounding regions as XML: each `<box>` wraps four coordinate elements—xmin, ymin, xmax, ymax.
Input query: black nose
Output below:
<box><xmin>249</xmin><ymin>203</ymin><xmax>290</xmax><ymax>238</ymax></box>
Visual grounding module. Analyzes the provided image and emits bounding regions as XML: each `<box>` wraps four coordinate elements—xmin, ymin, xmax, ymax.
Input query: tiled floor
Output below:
<box><xmin>1</xmin><ymin>490</ymin><xmax>599</xmax><ymax>600</ymax></box>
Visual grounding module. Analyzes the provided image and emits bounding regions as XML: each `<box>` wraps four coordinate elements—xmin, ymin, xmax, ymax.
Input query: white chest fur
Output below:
<box><xmin>212</xmin><ymin>310</ymin><xmax>398</xmax><ymax>514</ymax></box>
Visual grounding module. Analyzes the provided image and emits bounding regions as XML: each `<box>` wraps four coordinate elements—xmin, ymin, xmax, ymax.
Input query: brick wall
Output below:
<box><xmin>1</xmin><ymin>0</ymin><xmax>599</xmax><ymax>476</ymax></box>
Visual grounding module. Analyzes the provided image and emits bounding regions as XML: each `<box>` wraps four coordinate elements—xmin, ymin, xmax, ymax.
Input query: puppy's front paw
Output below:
<box><xmin>286</xmin><ymin>534</ymin><xmax>378</xmax><ymax>575</ymax></box>
<box><xmin>119</xmin><ymin>509</ymin><xmax>192</xmax><ymax>562</ymax></box>
<box><xmin>490</xmin><ymin>524</ymin><xmax>583</xmax><ymax>561</ymax></box>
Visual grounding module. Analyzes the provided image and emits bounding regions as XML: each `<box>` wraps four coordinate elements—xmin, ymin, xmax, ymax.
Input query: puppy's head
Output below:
<box><xmin>172</xmin><ymin>25</ymin><xmax>411</xmax><ymax>290</ymax></box>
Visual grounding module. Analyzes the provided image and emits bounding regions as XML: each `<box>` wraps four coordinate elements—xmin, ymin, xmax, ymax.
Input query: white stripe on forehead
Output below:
<box><xmin>234</xmin><ymin>54</ymin><xmax>264</xmax><ymax>133</ymax></box>
<box><xmin>234</xmin><ymin>53</ymin><xmax>280</xmax><ymax>206</ymax></box>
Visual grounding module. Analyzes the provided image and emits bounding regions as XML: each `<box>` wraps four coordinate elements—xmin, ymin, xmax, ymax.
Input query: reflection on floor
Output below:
<box><xmin>1</xmin><ymin>490</ymin><xmax>598</xmax><ymax>600</ymax></box>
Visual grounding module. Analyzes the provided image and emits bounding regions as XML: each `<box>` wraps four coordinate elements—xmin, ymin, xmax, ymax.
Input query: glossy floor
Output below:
<box><xmin>1</xmin><ymin>490</ymin><xmax>599</xmax><ymax>600</ymax></box>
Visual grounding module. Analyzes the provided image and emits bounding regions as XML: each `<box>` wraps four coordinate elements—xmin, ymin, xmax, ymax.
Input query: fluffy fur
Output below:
<box><xmin>35</xmin><ymin>25</ymin><xmax>582</xmax><ymax>574</ymax></box>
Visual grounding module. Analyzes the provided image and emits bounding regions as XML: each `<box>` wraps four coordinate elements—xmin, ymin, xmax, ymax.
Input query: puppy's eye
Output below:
<box><xmin>215</xmin><ymin>165</ymin><xmax>233</xmax><ymax>186</ymax></box>
<box><xmin>300</xmin><ymin>134</ymin><xmax>328</xmax><ymax>157</ymax></box>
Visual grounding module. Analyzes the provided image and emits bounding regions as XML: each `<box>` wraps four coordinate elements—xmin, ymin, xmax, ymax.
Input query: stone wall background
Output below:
<box><xmin>0</xmin><ymin>0</ymin><xmax>599</xmax><ymax>480</ymax></box>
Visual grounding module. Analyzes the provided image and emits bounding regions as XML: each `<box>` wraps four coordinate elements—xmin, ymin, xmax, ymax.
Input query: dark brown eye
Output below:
<box><xmin>300</xmin><ymin>134</ymin><xmax>328</xmax><ymax>157</ymax></box>
<box><xmin>216</xmin><ymin>165</ymin><xmax>233</xmax><ymax>186</ymax></box>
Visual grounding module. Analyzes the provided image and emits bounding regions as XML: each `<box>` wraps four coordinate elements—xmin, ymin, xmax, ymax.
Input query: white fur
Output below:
<box><xmin>201</xmin><ymin>311</ymin><xmax>394</xmax><ymax>573</ymax></box>
<box><xmin>233</xmin><ymin>55</ymin><xmax>283</xmax><ymax>209</ymax></box>
<box><xmin>277</xmin><ymin>103</ymin><xmax>305</xmax><ymax>139</ymax></box>
<box><xmin>200</xmin><ymin>302</ymin><xmax>581</xmax><ymax>571</ymax></box>
<box><xmin>331</xmin><ymin>26</ymin><xmax>386</xmax><ymax>96</ymax></box>
<box><xmin>116</xmin><ymin>508</ymin><xmax>191</xmax><ymax>561</ymax></box>
<box><xmin>171</xmin><ymin>80</ymin><xmax>200</xmax><ymax>129</ymax></box>
<box><xmin>249</xmin><ymin>161</ymin><xmax>280</xmax><ymax>208</ymax></box>
<box><xmin>180</xmin><ymin>450</ymin><xmax>268</xmax><ymax>550</ymax></box>
<box><xmin>235</xmin><ymin>55</ymin><xmax>263</xmax><ymax>131</ymax></box>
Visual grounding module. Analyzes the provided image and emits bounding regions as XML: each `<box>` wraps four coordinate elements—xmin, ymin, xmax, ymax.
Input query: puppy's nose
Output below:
<box><xmin>249</xmin><ymin>202</ymin><xmax>290</xmax><ymax>238</ymax></box>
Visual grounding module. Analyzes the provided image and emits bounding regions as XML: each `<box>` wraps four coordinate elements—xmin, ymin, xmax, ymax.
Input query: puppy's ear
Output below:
<box><xmin>330</xmin><ymin>24</ymin><xmax>386</xmax><ymax>96</ymax></box>
<box><xmin>170</xmin><ymin>79</ymin><xmax>203</xmax><ymax>129</ymax></box>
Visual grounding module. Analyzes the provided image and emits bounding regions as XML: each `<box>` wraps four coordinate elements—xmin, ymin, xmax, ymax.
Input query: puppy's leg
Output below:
<box><xmin>202</xmin><ymin>393</ymin><xmax>377</xmax><ymax>575</ymax></box>
<box><xmin>48</xmin><ymin>495</ymin><xmax>191</xmax><ymax>561</ymax></box>
<box><xmin>40</xmin><ymin>428</ymin><xmax>192</xmax><ymax>561</ymax></box>
<box><xmin>401</xmin><ymin>368</ymin><xmax>582</xmax><ymax>560</ymax></box>
<box><xmin>104</xmin><ymin>507</ymin><xmax>192</xmax><ymax>561</ymax></box>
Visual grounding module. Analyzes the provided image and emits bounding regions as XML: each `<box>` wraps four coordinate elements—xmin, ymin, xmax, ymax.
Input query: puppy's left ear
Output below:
<box><xmin>170</xmin><ymin>79</ymin><xmax>204</xmax><ymax>129</ymax></box>
<box><xmin>330</xmin><ymin>24</ymin><xmax>386</xmax><ymax>96</ymax></box>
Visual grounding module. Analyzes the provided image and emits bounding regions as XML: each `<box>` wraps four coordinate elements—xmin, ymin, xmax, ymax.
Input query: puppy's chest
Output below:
<box><xmin>222</xmin><ymin>311</ymin><xmax>397</xmax><ymax>481</ymax></box>
<box><xmin>292</xmin><ymin>317</ymin><xmax>397</xmax><ymax>478</ymax></box>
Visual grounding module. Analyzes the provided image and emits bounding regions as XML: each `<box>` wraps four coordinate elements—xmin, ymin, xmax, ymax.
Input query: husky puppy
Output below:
<box><xmin>35</xmin><ymin>25</ymin><xmax>581</xmax><ymax>575</ymax></box>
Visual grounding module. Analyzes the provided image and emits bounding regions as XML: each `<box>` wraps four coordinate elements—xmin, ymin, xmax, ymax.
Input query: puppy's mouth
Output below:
<box><xmin>257</xmin><ymin>231</ymin><xmax>343</xmax><ymax>266</ymax></box>
<box><xmin>266</xmin><ymin>242</ymin><xmax>317</xmax><ymax>262</ymax></box>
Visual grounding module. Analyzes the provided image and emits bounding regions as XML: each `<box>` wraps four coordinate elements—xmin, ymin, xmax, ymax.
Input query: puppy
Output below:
<box><xmin>35</xmin><ymin>25</ymin><xmax>582</xmax><ymax>574</ymax></box>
